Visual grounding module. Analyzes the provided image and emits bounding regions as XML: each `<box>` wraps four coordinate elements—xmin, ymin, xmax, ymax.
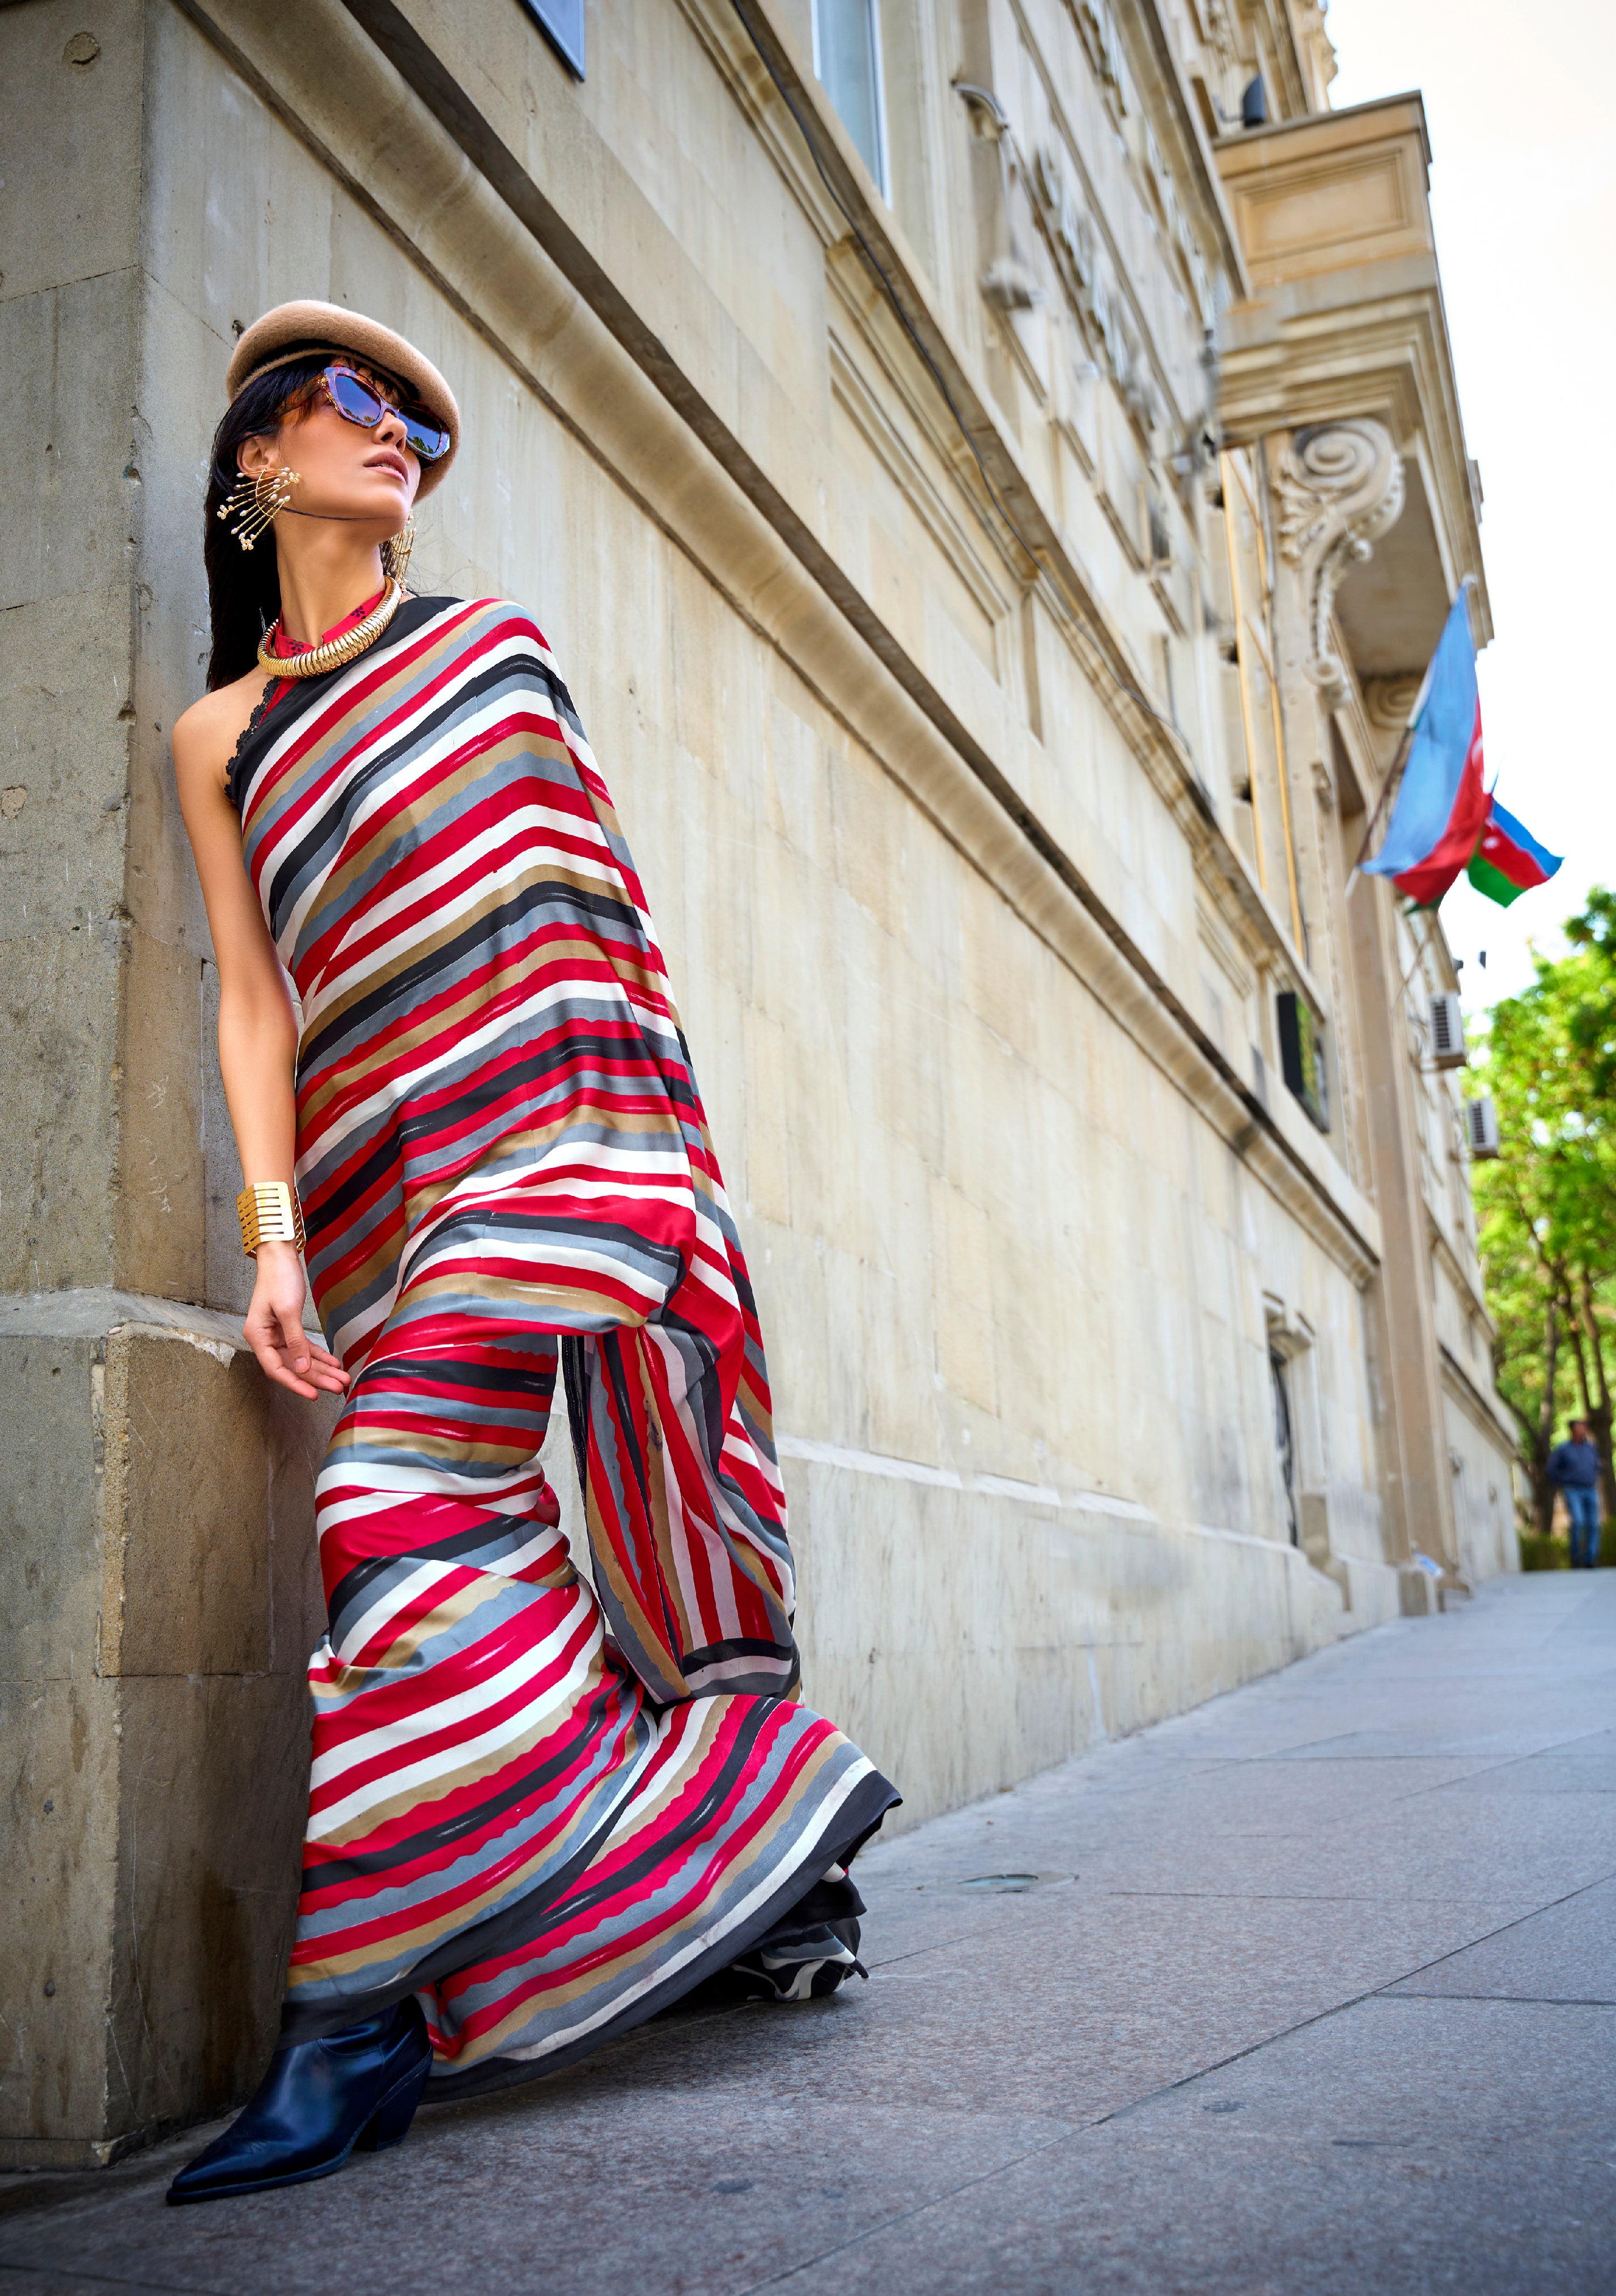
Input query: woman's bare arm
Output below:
<box><xmin>173</xmin><ymin>684</ymin><xmax>349</xmax><ymax>1402</ymax></box>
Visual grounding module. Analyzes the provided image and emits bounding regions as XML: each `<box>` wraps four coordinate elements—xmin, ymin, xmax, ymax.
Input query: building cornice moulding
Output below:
<box><xmin>1219</xmin><ymin>92</ymin><xmax>1433</xmax><ymax>176</ymax></box>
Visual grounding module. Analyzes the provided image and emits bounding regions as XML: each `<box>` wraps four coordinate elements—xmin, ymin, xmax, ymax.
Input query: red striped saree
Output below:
<box><xmin>231</xmin><ymin>595</ymin><xmax>897</xmax><ymax>2095</ymax></box>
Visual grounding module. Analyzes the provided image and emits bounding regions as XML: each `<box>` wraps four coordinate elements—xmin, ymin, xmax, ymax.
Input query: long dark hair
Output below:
<box><xmin>202</xmin><ymin>354</ymin><xmax>330</xmax><ymax>689</ymax></box>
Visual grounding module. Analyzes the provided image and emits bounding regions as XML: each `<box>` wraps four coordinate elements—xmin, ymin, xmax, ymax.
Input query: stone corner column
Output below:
<box><xmin>1</xmin><ymin>1297</ymin><xmax>336</xmax><ymax>2168</ymax></box>
<box><xmin>0</xmin><ymin>4</ymin><xmax>330</xmax><ymax>2166</ymax></box>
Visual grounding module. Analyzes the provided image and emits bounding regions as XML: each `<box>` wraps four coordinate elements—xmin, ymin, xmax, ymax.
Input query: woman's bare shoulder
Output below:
<box><xmin>173</xmin><ymin>672</ymin><xmax>272</xmax><ymax>791</ymax></box>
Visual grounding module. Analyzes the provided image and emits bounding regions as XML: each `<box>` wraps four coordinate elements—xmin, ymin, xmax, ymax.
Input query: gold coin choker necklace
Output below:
<box><xmin>257</xmin><ymin>579</ymin><xmax>405</xmax><ymax>680</ymax></box>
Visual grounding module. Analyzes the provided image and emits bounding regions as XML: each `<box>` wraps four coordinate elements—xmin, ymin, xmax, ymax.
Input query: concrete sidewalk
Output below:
<box><xmin>4</xmin><ymin>1572</ymin><xmax>1613</xmax><ymax>2294</ymax></box>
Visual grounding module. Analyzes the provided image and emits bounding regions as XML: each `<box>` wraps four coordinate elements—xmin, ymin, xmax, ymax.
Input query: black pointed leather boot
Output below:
<box><xmin>167</xmin><ymin>1996</ymin><xmax>431</xmax><ymax>2204</ymax></box>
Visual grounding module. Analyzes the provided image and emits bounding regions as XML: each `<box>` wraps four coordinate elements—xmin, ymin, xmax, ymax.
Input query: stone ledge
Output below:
<box><xmin>0</xmin><ymin>1287</ymin><xmax>247</xmax><ymax>1348</ymax></box>
<box><xmin>782</xmin><ymin>1445</ymin><xmax>1352</xmax><ymax>1832</ymax></box>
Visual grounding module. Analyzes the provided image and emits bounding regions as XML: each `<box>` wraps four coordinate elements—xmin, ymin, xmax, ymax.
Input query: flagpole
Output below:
<box><xmin>1344</xmin><ymin>719</ymin><xmax>1416</xmax><ymax>901</ymax></box>
<box><xmin>1344</xmin><ymin>574</ymin><xmax>1477</xmax><ymax>900</ymax></box>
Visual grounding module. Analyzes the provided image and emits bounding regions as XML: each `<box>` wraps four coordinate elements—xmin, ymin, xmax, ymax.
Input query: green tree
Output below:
<box><xmin>1471</xmin><ymin>888</ymin><xmax>1616</xmax><ymax>1542</ymax></box>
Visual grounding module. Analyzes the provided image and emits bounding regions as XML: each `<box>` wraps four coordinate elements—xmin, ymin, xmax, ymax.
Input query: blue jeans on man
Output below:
<box><xmin>1549</xmin><ymin>1433</ymin><xmax>1603</xmax><ymax>1569</ymax></box>
<box><xmin>1564</xmin><ymin>1486</ymin><xmax>1602</xmax><ymax>1570</ymax></box>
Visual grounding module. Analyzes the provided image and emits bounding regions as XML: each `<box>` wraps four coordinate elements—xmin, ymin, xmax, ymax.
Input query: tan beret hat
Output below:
<box><xmin>226</xmin><ymin>300</ymin><xmax>460</xmax><ymax>498</ymax></box>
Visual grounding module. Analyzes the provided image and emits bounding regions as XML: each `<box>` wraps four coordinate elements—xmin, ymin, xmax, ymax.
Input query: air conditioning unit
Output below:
<box><xmin>1429</xmin><ymin>992</ymin><xmax>1467</xmax><ymax>1070</ymax></box>
<box><xmin>1464</xmin><ymin>1096</ymin><xmax>1500</xmax><ymax>1160</ymax></box>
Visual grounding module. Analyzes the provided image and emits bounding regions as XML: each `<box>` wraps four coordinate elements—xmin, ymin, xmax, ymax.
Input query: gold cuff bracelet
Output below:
<box><xmin>237</xmin><ymin>1182</ymin><xmax>306</xmax><ymax>1258</ymax></box>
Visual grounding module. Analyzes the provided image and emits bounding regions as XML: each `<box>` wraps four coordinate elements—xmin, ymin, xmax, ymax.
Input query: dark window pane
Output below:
<box><xmin>1270</xmin><ymin>1351</ymin><xmax>1299</xmax><ymax>1547</ymax></box>
<box><xmin>1276</xmin><ymin>990</ymin><xmax>1329</xmax><ymax>1132</ymax></box>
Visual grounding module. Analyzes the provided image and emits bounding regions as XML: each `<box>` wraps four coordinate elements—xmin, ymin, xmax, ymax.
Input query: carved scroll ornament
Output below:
<box><xmin>1363</xmin><ymin>673</ymin><xmax>1422</xmax><ymax>733</ymax></box>
<box><xmin>1276</xmin><ymin>421</ymin><xmax>1405</xmax><ymax>711</ymax></box>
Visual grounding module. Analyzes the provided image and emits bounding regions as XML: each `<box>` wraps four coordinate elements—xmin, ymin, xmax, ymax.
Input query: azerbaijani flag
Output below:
<box><xmin>1466</xmin><ymin>797</ymin><xmax>1562</xmax><ymax>907</ymax></box>
<box><xmin>1363</xmin><ymin>589</ymin><xmax>1490</xmax><ymax>907</ymax></box>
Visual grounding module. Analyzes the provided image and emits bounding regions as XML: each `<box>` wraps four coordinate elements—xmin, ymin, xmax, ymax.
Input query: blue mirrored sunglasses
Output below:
<box><xmin>319</xmin><ymin>362</ymin><xmax>451</xmax><ymax>463</ymax></box>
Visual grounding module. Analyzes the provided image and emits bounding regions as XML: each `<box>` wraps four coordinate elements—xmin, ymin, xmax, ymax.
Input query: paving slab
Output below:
<box><xmin>761</xmin><ymin>1997</ymin><xmax>1615</xmax><ymax>2296</ymax></box>
<box><xmin>1437</xmin><ymin>1730</ymin><xmax>1616</xmax><ymax>1796</ymax></box>
<box><xmin>3</xmin><ymin>2086</ymin><xmax>1072</xmax><ymax>2296</ymax></box>
<box><xmin>1385</xmin><ymin>1873</ymin><xmax>1616</xmax><ymax>2004</ymax></box>
<box><xmin>838</xmin><ymin>1888</ymin><xmax>1539</xmax><ymax>2117</ymax></box>
<box><xmin>3</xmin><ymin>1571</ymin><xmax>1614</xmax><ymax>2294</ymax></box>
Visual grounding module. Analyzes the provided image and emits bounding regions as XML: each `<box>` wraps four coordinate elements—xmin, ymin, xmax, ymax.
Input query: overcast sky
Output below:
<box><xmin>1326</xmin><ymin>0</ymin><xmax>1615</xmax><ymax>1007</ymax></box>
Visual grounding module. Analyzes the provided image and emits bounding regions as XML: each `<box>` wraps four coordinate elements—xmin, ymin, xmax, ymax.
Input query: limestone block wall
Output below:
<box><xmin>0</xmin><ymin>0</ymin><xmax>1495</xmax><ymax>2161</ymax></box>
<box><xmin>1442</xmin><ymin>1382</ymin><xmax>1520</xmax><ymax>1590</ymax></box>
<box><xmin>121</xmin><ymin>0</ymin><xmax>1396</xmax><ymax>1756</ymax></box>
<box><xmin>2</xmin><ymin>0</ymin><xmax>145</xmax><ymax>1296</ymax></box>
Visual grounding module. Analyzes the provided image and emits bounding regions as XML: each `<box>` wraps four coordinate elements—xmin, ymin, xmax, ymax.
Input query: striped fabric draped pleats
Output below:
<box><xmin>230</xmin><ymin>596</ymin><xmax>896</xmax><ymax>2094</ymax></box>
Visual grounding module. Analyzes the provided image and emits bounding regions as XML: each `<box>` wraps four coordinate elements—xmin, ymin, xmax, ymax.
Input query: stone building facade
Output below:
<box><xmin>2</xmin><ymin>0</ymin><xmax>1515</xmax><ymax>2162</ymax></box>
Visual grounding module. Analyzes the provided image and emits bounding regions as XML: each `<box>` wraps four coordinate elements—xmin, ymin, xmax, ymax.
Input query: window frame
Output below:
<box><xmin>518</xmin><ymin>0</ymin><xmax>586</xmax><ymax>81</ymax></box>
<box><xmin>811</xmin><ymin>0</ymin><xmax>892</xmax><ymax>201</ymax></box>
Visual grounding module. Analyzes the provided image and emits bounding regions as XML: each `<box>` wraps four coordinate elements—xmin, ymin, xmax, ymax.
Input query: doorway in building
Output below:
<box><xmin>1271</xmin><ymin>1348</ymin><xmax>1299</xmax><ymax>1546</ymax></box>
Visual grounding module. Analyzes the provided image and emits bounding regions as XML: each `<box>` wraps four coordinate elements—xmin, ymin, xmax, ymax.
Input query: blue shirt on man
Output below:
<box><xmin>1548</xmin><ymin>1437</ymin><xmax>1601</xmax><ymax>1490</ymax></box>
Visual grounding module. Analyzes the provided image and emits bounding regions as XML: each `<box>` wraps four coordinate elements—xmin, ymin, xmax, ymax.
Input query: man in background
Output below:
<box><xmin>1548</xmin><ymin>1419</ymin><xmax>1604</xmax><ymax>1569</ymax></box>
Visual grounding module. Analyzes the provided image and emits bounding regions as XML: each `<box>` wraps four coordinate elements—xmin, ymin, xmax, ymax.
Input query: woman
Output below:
<box><xmin>169</xmin><ymin>302</ymin><xmax>897</xmax><ymax>2205</ymax></box>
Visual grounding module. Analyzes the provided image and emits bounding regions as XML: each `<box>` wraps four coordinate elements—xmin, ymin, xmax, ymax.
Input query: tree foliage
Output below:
<box><xmin>1471</xmin><ymin>887</ymin><xmax>1616</xmax><ymax>1538</ymax></box>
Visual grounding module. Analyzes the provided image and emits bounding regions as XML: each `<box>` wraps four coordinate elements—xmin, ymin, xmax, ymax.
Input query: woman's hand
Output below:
<box><xmin>244</xmin><ymin>1241</ymin><xmax>350</xmax><ymax>1400</ymax></box>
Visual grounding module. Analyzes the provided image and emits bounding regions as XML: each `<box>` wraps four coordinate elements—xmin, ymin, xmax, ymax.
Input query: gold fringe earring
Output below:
<box><xmin>217</xmin><ymin>465</ymin><xmax>299</xmax><ymax>553</ymax></box>
<box><xmin>382</xmin><ymin>516</ymin><xmax>416</xmax><ymax>588</ymax></box>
